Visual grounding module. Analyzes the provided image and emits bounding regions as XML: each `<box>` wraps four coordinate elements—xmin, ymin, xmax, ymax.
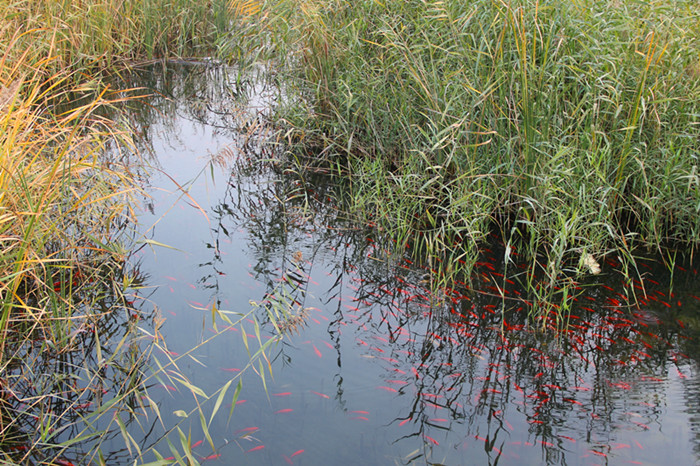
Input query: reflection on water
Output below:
<box><xmin>122</xmin><ymin>64</ymin><xmax>699</xmax><ymax>465</ymax></box>
<box><xmin>1</xmin><ymin>254</ymin><xmax>152</xmax><ymax>464</ymax></box>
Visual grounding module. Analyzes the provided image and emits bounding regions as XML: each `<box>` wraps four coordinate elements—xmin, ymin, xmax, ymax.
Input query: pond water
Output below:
<box><xmin>120</xmin><ymin>64</ymin><xmax>699</xmax><ymax>465</ymax></box>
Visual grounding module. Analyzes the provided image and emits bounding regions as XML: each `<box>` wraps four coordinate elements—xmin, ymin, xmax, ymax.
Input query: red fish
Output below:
<box><xmin>386</xmin><ymin>380</ymin><xmax>408</xmax><ymax>385</ymax></box>
<box><xmin>613</xmin><ymin>443</ymin><xmax>631</xmax><ymax>449</ymax></box>
<box><xmin>53</xmin><ymin>460</ymin><xmax>75</xmax><ymax>466</ymax></box>
<box><xmin>377</xmin><ymin>386</ymin><xmax>398</xmax><ymax>393</ymax></box>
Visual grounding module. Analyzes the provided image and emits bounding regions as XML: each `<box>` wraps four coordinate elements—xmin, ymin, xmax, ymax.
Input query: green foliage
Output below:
<box><xmin>3</xmin><ymin>0</ymin><xmax>231</xmax><ymax>70</ymax></box>
<box><xmin>248</xmin><ymin>0</ymin><xmax>700</xmax><ymax>306</ymax></box>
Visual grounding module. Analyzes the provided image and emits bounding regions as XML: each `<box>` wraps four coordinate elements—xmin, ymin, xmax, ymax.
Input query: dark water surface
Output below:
<box><xmin>123</xmin><ymin>65</ymin><xmax>700</xmax><ymax>465</ymax></box>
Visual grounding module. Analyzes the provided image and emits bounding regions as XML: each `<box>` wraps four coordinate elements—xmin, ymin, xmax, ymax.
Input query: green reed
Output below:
<box><xmin>5</xmin><ymin>0</ymin><xmax>230</xmax><ymax>71</ymax></box>
<box><xmin>233</xmin><ymin>0</ymin><xmax>699</xmax><ymax>316</ymax></box>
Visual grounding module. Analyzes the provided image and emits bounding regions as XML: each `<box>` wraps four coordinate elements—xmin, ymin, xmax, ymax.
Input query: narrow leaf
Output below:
<box><xmin>228</xmin><ymin>379</ymin><xmax>243</xmax><ymax>423</ymax></box>
<box><xmin>209</xmin><ymin>379</ymin><xmax>233</xmax><ymax>426</ymax></box>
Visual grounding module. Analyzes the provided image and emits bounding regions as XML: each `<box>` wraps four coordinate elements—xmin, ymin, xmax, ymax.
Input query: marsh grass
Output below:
<box><xmin>5</xmin><ymin>0</ymin><xmax>231</xmax><ymax>70</ymax></box>
<box><xmin>1</xmin><ymin>0</ymin><xmax>696</xmax><ymax>458</ymax></box>
<box><xmin>0</xmin><ymin>33</ymin><xmax>137</xmax><ymax>346</ymax></box>
<box><xmin>0</xmin><ymin>60</ymin><xmax>283</xmax><ymax>462</ymax></box>
<box><xmin>0</xmin><ymin>47</ymin><xmax>139</xmax><ymax>465</ymax></box>
<box><xmin>235</xmin><ymin>0</ymin><xmax>700</xmax><ymax>316</ymax></box>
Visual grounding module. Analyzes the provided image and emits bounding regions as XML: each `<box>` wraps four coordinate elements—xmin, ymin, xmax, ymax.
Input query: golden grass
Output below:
<box><xmin>230</xmin><ymin>0</ymin><xmax>262</xmax><ymax>18</ymax></box>
<box><xmin>0</xmin><ymin>11</ymin><xmax>141</xmax><ymax>354</ymax></box>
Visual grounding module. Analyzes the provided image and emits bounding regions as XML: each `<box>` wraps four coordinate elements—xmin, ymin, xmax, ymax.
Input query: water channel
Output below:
<box><xmin>105</xmin><ymin>64</ymin><xmax>700</xmax><ymax>465</ymax></box>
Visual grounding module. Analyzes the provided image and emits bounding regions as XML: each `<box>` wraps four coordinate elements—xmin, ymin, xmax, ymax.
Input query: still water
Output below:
<box><xmin>122</xmin><ymin>64</ymin><xmax>699</xmax><ymax>465</ymax></box>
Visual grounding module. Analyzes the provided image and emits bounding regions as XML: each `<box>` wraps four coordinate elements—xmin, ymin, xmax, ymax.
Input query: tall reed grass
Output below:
<box><xmin>0</xmin><ymin>26</ymin><xmax>137</xmax><ymax>353</ymax></box>
<box><xmin>5</xmin><ymin>0</ymin><xmax>230</xmax><ymax>71</ymax></box>
<box><xmin>241</xmin><ymin>0</ymin><xmax>700</xmax><ymax>306</ymax></box>
<box><xmin>0</xmin><ymin>26</ymin><xmax>141</xmax><ymax>464</ymax></box>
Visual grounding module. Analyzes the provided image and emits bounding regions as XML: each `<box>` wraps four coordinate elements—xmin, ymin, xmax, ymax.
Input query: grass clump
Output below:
<box><xmin>243</xmin><ymin>0</ymin><xmax>699</xmax><ymax>304</ymax></box>
<box><xmin>0</xmin><ymin>29</ymin><xmax>137</xmax><ymax>351</ymax></box>
<box><xmin>0</xmin><ymin>24</ymin><xmax>142</xmax><ymax>464</ymax></box>
<box><xmin>4</xmin><ymin>0</ymin><xmax>231</xmax><ymax>72</ymax></box>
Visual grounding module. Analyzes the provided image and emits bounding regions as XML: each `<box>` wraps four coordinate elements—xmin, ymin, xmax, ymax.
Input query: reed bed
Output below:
<box><xmin>4</xmin><ymin>0</ymin><xmax>231</xmax><ymax>71</ymax></box>
<box><xmin>241</xmin><ymin>0</ymin><xmax>700</xmax><ymax>306</ymax></box>
<box><xmin>0</xmin><ymin>19</ymin><xmax>140</xmax><ymax>357</ymax></box>
<box><xmin>0</xmin><ymin>29</ymin><xmax>141</xmax><ymax>464</ymax></box>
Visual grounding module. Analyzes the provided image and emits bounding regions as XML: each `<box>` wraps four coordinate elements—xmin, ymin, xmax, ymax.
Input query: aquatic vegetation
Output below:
<box><xmin>0</xmin><ymin>50</ymin><xmax>284</xmax><ymax>460</ymax></box>
<box><xmin>72</xmin><ymin>60</ymin><xmax>698</xmax><ymax>464</ymax></box>
<box><xmin>5</xmin><ymin>0</ymin><xmax>231</xmax><ymax>70</ymax></box>
<box><xmin>231</xmin><ymin>0</ymin><xmax>700</xmax><ymax>316</ymax></box>
<box><xmin>175</xmin><ymin>129</ymin><xmax>700</xmax><ymax>463</ymax></box>
<box><xmin>0</xmin><ymin>31</ymin><xmax>137</xmax><ymax>354</ymax></box>
<box><xmin>2</xmin><ymin>0</ymin><xmax>697</xmax><ymax>461</ymax></box>
<box><xmin>0</xmin><ymin>35</ymin><xmax>141</xmax><ymax>464</ymax></box>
